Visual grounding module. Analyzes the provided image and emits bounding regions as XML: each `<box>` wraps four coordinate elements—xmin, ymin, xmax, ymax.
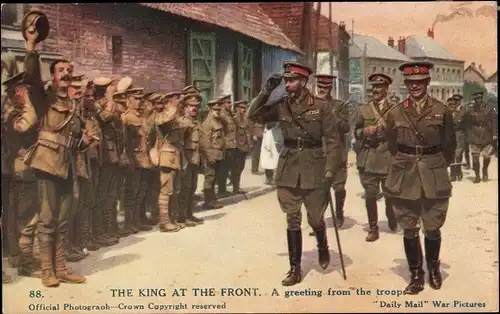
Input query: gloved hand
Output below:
<box><xmin>264</xmin><ymin>73</ymin><xmax>282</xmax><ymax>94</ymax></box>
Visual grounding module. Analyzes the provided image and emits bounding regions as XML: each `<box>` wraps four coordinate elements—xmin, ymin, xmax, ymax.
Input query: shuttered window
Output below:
<box><xmin>237</xmin><ymin>41</ymin><xmax>253</xmax><ymax>101</ymax></box>
<box><xmin>188</xmin><ymin>31</ymin><xmax>216</xmax><ymax>111</ymax></box>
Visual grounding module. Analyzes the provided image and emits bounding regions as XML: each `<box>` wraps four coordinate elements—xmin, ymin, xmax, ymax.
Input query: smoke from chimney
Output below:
<box><xmin>388</xmin><ymin>37</ymin><xmax>394</xmax><ymax>48</ymax></box>
<box><xmin>431</xmin><ymin>7</ymin><xmax>473</xmax><ymax>32</ymax></box>
<box><xmin>397</xmin><ymin>37</ymin><xmax>406</xmax><ymax>55</ymax></box>
<box><xmin>427</xmin><ymin>28</ymin><xmax>434</xmax><ymax>39</ymax></box>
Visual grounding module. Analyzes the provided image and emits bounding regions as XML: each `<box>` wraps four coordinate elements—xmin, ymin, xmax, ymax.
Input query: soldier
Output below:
<box><xmin>354</xmin><ymin>73</ymin><xmax>398</xmax><ymax>242</ymax></box>
<box><xmin>65</xmin><ymin>75</ymin><xmax>89</xmax><ymax>261</ymax></box>
<box><xmin>315</xmin><ymin>74</ymin><xmax>350</xmax><ymax>228</ymax></box>
<box><xmin>249</xmin><ymin>120</ymin><xmax>265</xmax><ymax>174</ymax></box>
<box><xmin>143</xmin><ymin>92</ymin><xmax>165</xmax><ymax>226</ymax></box>
<box><xmin>217</xmin><ymin>94</ymin><xmax>237</xmax><ymax>197</ymax></box>
<box><xmin>246</xmin><ymin>62</ymin><xmax>341</xmax><ymax>286</ymax></box>
<box><xmin>390</xmin><ymin>95</ymin><xmax>401</xmax><ymax>104</ymax></box>
<box><xmin>232</xmin><ymin>100</ymin><xmax>252</xmax><ymax>194</ymax></box>
<box><xmin>76</xmin><ymin>80</ymin><xmax>102</xmax><ymax>252</ymax></box>
<box><xmin>93</xmin><ymin>77</ymin><xmax>121</xmax><ymax>246</ymax></box>
<box><xmin>463</xmin><ymin>91</ymin><xmax>497</xmax><ymax>183</ymax></box>
<box><xmin>152</xmin><ymin>90</ymin><xmax>186</xmax><ymax>232</ymax></box>
<box><xmin>448</xmin><ymin>94</ymin><xmax>466</xmax><ymax>181</ymax></box>
<box><xmin>24</xmin><ymin>28</ymin><xmax>96</xmax><ymax>286</ymax></box>
<box><xmin>385</xmin><ymin>61</ymin><xmax>456</xmax><ymax>295</ymax></box>
<box><xmin>177</xmin><ymin>92</ymin><xmax>205</xmax><ymax>226</ymax></box>
<box><xmin>2</xmin><ymin>72</ymin><xmax>40</xmax><ymax>278</ymax></box>
<box><xmin>200</xmin><ymin>99</ymin><xmax>226</xmax><ymax>210</ymax></box>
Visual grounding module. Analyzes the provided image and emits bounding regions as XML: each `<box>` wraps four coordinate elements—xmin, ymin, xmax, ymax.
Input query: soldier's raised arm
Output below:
<box><xmin>11</xmin><ymin>93</ymin><xmax>38</xmax><ymax>133</ymax></box>
<box><xmin>154</xmin><ymin>105</ymin><xmax>177</xmax><ymax>127</ymax></box>
<box><xmin>246</xmin><ymin>74</ymin><xmax>282</xmax><ymax>123</ymax></box>
<box><xmin>23</xmin><ymin>31</ymin><xmax>46</xmax><ymax>115</ymax></box>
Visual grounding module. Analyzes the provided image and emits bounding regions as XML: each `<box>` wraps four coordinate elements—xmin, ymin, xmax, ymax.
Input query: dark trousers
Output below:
<box><xmin>204</xmin><ymin>160</ymin><xmax>222</xmax><ymax>193</ymax></box>
<box><xmin>231</xmin><ymin>149</ymin><xmax>247</xmax><ymax>189</ymax></box>
<box><xmin>96</xmin><ymin>163</ymin><xmax>119</xmax><ymax>236</ymax></box>
<box><xmin>251</xmin><ymin>137</ymin><xmax>262</xmax><ymax>172</ymax></box>
<box><xmin>1</xmin><ymin>175</ymin><xmax>12</xmax><ymax>255</ymax></box>
<box><xmin>179</xmin><ymin>164</ymin><xmax>199</xmax><ymax>221</ymax></box>
<box><xmin>217</xmin><ymin>149</ymin><xmax>236</xmax><ymax>193</ymax></box>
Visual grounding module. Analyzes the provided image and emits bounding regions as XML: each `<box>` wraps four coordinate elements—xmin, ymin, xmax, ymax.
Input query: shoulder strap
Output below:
<box><xmin>47</xmin><ymin>99</ymin><xmax>77</xmax><ymax>132</ymax></box>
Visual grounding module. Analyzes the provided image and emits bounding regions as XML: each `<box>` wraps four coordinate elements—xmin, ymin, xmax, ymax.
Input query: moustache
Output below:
<box><xmin>61</xmin><ymin>76</ymin><xmax>71</xmax><ymax>82</ymax></box>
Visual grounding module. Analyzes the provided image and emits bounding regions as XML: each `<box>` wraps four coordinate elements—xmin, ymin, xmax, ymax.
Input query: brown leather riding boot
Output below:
<box><xmin>313</xmin><ymin>227</ymin><xmax>330</xmax><ymax>270</ymax></box>
<box><xmin>385</xmin><ymin>198</ymin><xmax>398</xmax><ymax>232</ymax></box>
<box><xmin>472</xmin><ymin>157</ymin><xmax>481</xmax><ymax>183</ymax></box>
<box><xmin>54</xmin><ymin>234</ymin><xmax>86</xmax><ymax>284</ymax></box>
<box><xmin>365</xmin><ymin>198</ymin><xmax>379</xmax><ymax>242</ymax></box>
<box><xmin>18</xmin><ymin>235</ymin><xmax>41</xmax><ymax>278</ymax></box>
<box><xmin>335</xmin><ymin>190</ymin><xmax>346</xmax><ymax>228</ymax></box>
<box><xmin>403</xmin><ymin>237</ymin><xmax>425</xmax><ymax>295</ymax></box>
<box><xmin>282</xmin><ymin>229</ymin><xmax>302</xmax><ymax>286</ymax></box>
<box><xmin>482</xmin><ymin>158</ymin><xmax>490</xmax><ymax>182</ymax></box>
<box><xmin>38</xmin><ymin>233</ymin><xmax>59</xmax><ymax>287</ymax></box>
<box><xmin>158</xmin><ymin>195</ymin><xmax>181</xmax><ymax>232</ymax></box>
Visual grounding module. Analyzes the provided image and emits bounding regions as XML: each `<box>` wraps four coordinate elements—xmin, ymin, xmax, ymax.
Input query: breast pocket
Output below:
<box><xmin>423</xmin><ymin>119</ymin><xmax>443</xmax><ymax>139</ymax></box>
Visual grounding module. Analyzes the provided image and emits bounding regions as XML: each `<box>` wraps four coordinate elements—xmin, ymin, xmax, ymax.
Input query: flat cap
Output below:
<box><xmin>143</xmin><ymin>92</ymin><xmax>155</xmax><ymax>100</ymax></box>
<box><xmin>233</xmin><ymin>100</ymin><xmax>248</xmax><ymax>108</ymax></box>
<box><xmin>117</xmin><ymin>76</ymin><xmax>133</xmax><ymax>93</ymax></box>
<box><xmin>150</xmin><ymin>93</ymin><xmax>165</xmax><ymax>103</ymax></box>
<box><xmin>390</xmin><ymin>95</ymin><xmax>401</xmax><ymax>103</ymax></box>
<box><xmin>283</xmin><ymin>61</ymin><xmax>313</xmax><ymax>78</ymax></box>
<box><xmin>2</xmin><ymin>71</ymin><xmax>27</xmax><ymax>88</ymax></box>
<box><xmin>160</xmin><ymin>92</ymin><xmax>182</xmax><ymax>102</ymax></box>
<box><xmin>207</xmin><ymin>98</ymin><xmax>222</xmax><ymax>109</ymax></box>
<box><xmin>180</xmin><ymin>94</ymin><xmax>203</xmax><ymax>106</ymax></box>
<box><xmin>452</xmin><ymin>94</ymin><xmax>463</xmax><ymax>101</ymax></box>
<box><xmin>217</xmin><ymin>94</ymin><xmax>231</xmax><ymax>103</ymax></box>
<box><xmin>181</xmin><ymin>85</ymin><xmax>200</xmax><ymax>95</ymax></box>
<box><xmin>93</xmin><ymin>77</ymin><xmax>113</xmax><ymax>87</ymax></box>
<box><xmin>399</xmin><ymin>61</ymin><xmax>434</xmax><ymax>81</ymax></box>
<box><xmin>315</xmin><ymin>74</ymin><xmax>336</xmax><ymax>88</ymax></box>
<box><xmin>472</xmin><ymin>91</ymin><xmax>484</xmax><ymax>97</ymax></box>
<box><xmin>368</xmin><ymin>73</ymin><xmax>393</xmax><ymax>85</ymax></box>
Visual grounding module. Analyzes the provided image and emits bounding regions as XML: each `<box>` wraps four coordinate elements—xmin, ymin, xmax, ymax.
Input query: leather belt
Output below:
<box><xmin>284</xmin><ymin>138</ymin><xmax>322</xmax><ymax>149</ymax></box>
<box><xmin>397</xmin><ymin>144</ymin><xmax>441</xmax><ymax>155</ymax></box>
<box><xmin>38</xmin><ymin>130</ymin><xmax>77</xmax><ymax>149</ymax></box>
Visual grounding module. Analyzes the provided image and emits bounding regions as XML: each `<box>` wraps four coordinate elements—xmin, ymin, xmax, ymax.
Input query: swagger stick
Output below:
<box><xmin>327</xmin><ymin>188</ymin><xmax>347</xmax><ymax>280</ymax></box>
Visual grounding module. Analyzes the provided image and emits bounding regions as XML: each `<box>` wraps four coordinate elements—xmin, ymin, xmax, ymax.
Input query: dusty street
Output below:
<box><xmin>3</xmin><ymin>154</ymin><xmax>498</xmax><ymax>313</ymax></box>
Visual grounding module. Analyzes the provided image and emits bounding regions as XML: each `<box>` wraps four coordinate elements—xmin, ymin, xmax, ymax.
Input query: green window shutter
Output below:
<box><xmin>188</xmin><ymin>31</ymin><xmax>216</xmax><ymax>112</ymax></box>
<box><xmin>237</xmin><ymin>41</ymin><xmax>253</xmax><ymax>101</ymax></box>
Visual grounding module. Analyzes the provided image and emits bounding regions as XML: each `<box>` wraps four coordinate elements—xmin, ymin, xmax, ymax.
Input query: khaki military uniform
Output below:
<box><xmin>178</xmin><ymin>116</ymin><xmax>202</xmax><ymax>223</ymax></box>
<box><xmin>3</xmin><ymin>97</ymin><xmax>39</xmax><ymax>276</ymax></box>
<box><xmin>200</xmin><ymin>110</ymin><xmax>226</xmax><ymax>207</ymax></box>
<box><xmin>145</xmin><ymin>111</ymin><xmax>160</xmax><ymax>224</ymax></box>
<box><xmin>463</xmin><ymin>102</ymin><xmax>497</xmax><ymax>182</ymax></box>
<box><xmin>95</xmin><ymin>98</ymin><xmax>120</xmax><ymax>245</ymax></box>
<box><xmin>385</xmin><ymin>96</ymin><xmax>455</xmax><ymax>233</ymax></box>
<box><xmin>154</xmin><ymin>105</ymin><xmax>187</xmax><ymax>232</ymax></box>
<box><xmin>247</xmin><ymin>89</ymin><xmax>341</xmax><ymax>230</ymax></box>
<box><xmin>232</xmin><ymin>112</ymin><xmax>251</xmax><ymax>192</ymax></box>
<box><xmin>354</xmin><ymin>98</ymin><xmax>397</xmax><ymax>236</ymax></box>
<box><xmin>217</xmin><ymin>108</ymin><xmax>237</xmax><ymax>196</ymax></box>
<box><xmin>248</xmin><ymin>120</ymin><xmax>265</xmax><ymax>173</ymax></box>
<box><xmin>453</xmin><ymin>104</ymin><xmax>467</xmax><ymax>162</ymax></box>
<box><xmin>329</xmin><ymin>98</ymin><xmax>350</xmax><ymax>192</ymax></box>
<box><xmin>122</xmin><ymin>108</ymin><xmax>153</xmax><ymax>232</ymax></box>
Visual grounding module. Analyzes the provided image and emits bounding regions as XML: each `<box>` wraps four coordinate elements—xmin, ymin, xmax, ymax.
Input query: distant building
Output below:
<box><xmin>349</xmin><ymin>34</ymin><xmax>412</xmax><ymax>103</ymax></box>
<box><xmin>403</xmin><ymin>30</ymin><xmax>465</xmax><ymax>102</ymax></box>
<box><xmin>464</xmin><ymin>62</ymin><xmax>488</xmax><ymax>87</ymax></box>
<box><xmin>485</xmin><ymin>71</ymin><xmax>498</xmax><ymax>97</ymax></box>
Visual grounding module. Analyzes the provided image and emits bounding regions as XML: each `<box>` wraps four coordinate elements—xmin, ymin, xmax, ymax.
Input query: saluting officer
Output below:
<box><xmin>354</xmin><ymin>73</ymin><xmax>398</xmax><ymax>242</ymax></box>
<box><xmin>462</xmin><ymin>91</ymin><xmax>497</xmax><ymax>183</ymax></box>
<box><xmin>247</xmin><ymin>62</ymin><xmax>341</xmax><ymax>286</ymax></box>
<box><xmin>385</xmin><ymin>61</ymin><xmax>456</xmax><ymax>295</ymax></box>
<box><xmin>314</xmin><ymin>74</ymin><xmax>350</xmax><ymax>228</ymax></box>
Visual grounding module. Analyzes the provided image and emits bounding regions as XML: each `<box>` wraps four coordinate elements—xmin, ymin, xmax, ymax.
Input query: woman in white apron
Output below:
<box><xmin>259</xmin><ymin>122</ymin><xmax>283</xmax><ymax>185</ymax></box>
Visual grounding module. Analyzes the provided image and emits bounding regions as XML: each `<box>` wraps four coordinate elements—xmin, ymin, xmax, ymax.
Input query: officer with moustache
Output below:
<box><xmin>355</xmin><ymin>73</ymin><xmax>398</xmax><ymax>242</ymax></box>
<box><xmin>385</xmin><ymin>62</ymin><xmax>456</xmax><ymax>295</ymax></box>
<box><xmin>247</xmin><ymin>62</ymin><xmax>341</xmax><ymax>286</ymax></box>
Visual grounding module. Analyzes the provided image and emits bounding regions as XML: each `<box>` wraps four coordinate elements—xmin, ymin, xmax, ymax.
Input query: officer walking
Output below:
<box><xmin>385</xmin><ymin>61</ymin><xmax>456</xmax><ymax>295</ymax></box>
<box><xmin>247</xmin><ymin>62</ymin><xmax>341</xmax><ymax>286</ymax></box>
<box><xmin>462</xmin><ymin>91</ymin><xmax>497</xmax><ymax>183</ymax></box>
<box><xmin>314</xmin><ymin>74</ymin><xmax>350</xmax><ymax>228</ymax></box>
<box><xmin>354</xmin><ymin>73</ymin><xmax>398</xmax><ymax>242</ymax></box>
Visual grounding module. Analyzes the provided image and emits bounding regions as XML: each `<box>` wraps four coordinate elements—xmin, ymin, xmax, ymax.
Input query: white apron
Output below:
<box><xmin>259</xmin><ymin>123</ymin><xmax>283</xmax><ymax>170</ymax></box>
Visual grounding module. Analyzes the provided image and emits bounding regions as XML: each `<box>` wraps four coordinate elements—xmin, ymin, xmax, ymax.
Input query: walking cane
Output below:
<box><xmin>327</xmin><ymin>188</ymin><xmax>347</xmax><ymax>280</ymax></box>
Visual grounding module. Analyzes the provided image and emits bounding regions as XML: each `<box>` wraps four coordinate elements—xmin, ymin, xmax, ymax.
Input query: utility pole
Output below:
<box><xmin>300</xmin><ymin>2</ymin><xmax>313</xmax><ymax>64</ymax></box>
<box><xmin>312</xmin><ymin>2</ymin><xmax>321</xmax><ymax>88</ymax></box>
<box><xmin>361</xmin><ymin>42</ymin><xmax>367</xmax><ymax>102</ymax></box>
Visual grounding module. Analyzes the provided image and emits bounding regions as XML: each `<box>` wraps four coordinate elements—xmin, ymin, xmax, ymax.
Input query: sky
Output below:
<box><xmin>322</xmin><ymin>1</ymin><xmax>498</xmax><ymax>77</ymax></box>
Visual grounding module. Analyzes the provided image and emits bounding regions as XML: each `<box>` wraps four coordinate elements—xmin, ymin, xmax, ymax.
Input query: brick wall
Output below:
<box><xmin>27</xmin><ymin>3</ymin><xmax>187</xmax><ymax>91</ymax></box>
<box><xmin>258</xmin><ymin>2</ymin><xmax>304</xmax><ymax>49</ymax></box>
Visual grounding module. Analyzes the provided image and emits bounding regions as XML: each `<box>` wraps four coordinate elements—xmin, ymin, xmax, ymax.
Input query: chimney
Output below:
<box><xmin>479</xmin><ymin>64</ymin><xmax>484</xmax><ymax>73</ymax></box>
<box><xmin>427</xmin><ymin>28</ymin><xmax>434</xmax><ymax>39</ymax></box>
<box><xmin>388</xmin><ymin>37</ymin><xmax>394</xmax><ymax>48</ymax></box>
<box><xmin>397</xmin><ymin>37</ymin><xmax>406</xmax><ymax>54</ymax></box>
